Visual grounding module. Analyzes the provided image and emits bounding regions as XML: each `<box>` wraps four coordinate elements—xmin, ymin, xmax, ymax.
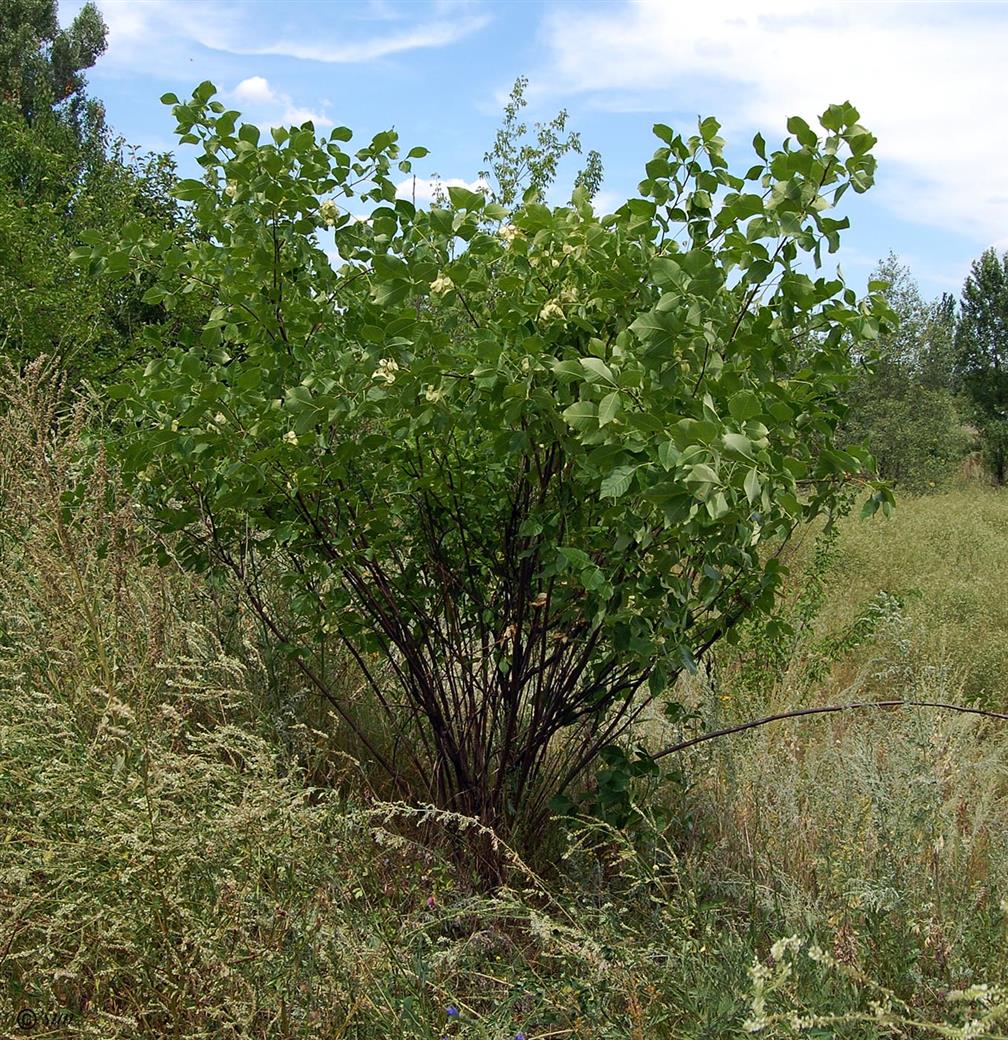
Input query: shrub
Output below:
<box><xmin>80</xmin><ymin>83</ymin><xmax>891</xmax><ymax>855</ymax></box>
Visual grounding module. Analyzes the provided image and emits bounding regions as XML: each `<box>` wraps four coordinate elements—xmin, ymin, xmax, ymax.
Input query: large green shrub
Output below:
<box><xmin>82</xmin><ymin>83</ymin><xmax>891</xmax><ymax>850</ymax></box>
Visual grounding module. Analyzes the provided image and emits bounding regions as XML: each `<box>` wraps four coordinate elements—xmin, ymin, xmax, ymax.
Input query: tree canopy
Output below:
<box><xmin>840</xmin><ymin>254</ymin><xmax>969</xmax><ymax>490</ymax></box>
<box><xmin>0</xmin><ymin>1</ymin><xmax>181</xmax><ymax>385</ymax></box>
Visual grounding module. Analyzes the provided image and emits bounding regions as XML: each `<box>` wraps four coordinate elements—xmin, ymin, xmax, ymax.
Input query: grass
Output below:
<box><xmin>814</xmin><ymin>484</ymin><xmax>1008</xmax><ymax>704</ymax></box>
<box><xmin>2</xmin><ymin>370</ymin><xmax>1007</xmax><ymax>1038</ymax></box>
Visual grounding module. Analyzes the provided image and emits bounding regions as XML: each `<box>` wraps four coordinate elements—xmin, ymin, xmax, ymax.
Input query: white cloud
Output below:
<box><xmin>227</xmin><ymin>76</ymin><xmax>332</xmax><ymax>129</ymax></box>
<box><xmin>232</xmin><ymin>75</ymin><xmax>275</xmax><ymax>105</ymax></box>
<box><xmin>395</xmin><ymin>176</ymin><xmax>489</xmax><ymax>204</ymax></box>
<box><xmin>590</xmin><ymin>190</ymin><xmax>623</xmax><ymax>216</ymax></box>
<box><xmin>535</xmin><ymin>1</ymin><xmax>1008</xmax><ymax>243</ymax></box>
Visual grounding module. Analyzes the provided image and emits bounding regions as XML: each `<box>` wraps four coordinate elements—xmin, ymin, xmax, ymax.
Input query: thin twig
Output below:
<box><xmin>653</xmin><ymin>699</ymin><xmax>1008</xmax><ymax>761</ymax></box>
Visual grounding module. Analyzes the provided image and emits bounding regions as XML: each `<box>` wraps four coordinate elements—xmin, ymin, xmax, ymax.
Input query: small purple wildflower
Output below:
<box><xmin>515</xmin><ymin>1033</ymin><xmax>527</xmax><ymax>1040</ymax></box>
<box><xmin>446</xmin><ymin>1006</ymin><xmax>459</xmax><ymax>1018</ymax></box>
<box><xmin>427</xmin><ymin>895</ymin><xmax>436</xmax><ymax>909</ymax></box>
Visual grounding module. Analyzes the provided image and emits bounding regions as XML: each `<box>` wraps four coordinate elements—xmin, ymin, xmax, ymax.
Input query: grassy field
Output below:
<box><xmin>2</xmin><ymin>386</ymin><xmax>1006</xmax><ymax>1038</ymax></box>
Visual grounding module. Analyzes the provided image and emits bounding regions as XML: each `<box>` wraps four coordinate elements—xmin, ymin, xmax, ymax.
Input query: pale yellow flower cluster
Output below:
<box><xmin>319</xmin><ymin>200</ymin><xmax>339</xmax><ymax>228</ymax></box>
<box><xmin>430</xmin><ymin>273</ymin><xmax>454</xmax><ymax>295</ymax></box>
<box><xmin>424</xmin><ymin>385</ymin><xmax>444</xmax><ymax>404</ymax></box>
<box><xmin>283</xmin><ymin>430</ymin><xmax>298</xmax><ymax>446</ymax></box>
<box><xmin>498</xmin><ymin>224</ymin><xmax>521</xmax><ymax>245</ymax></box>
<box><xmin>373</xmin><ymin>358</ymin><xmax>400</xmax><ymax>384</ymax></box>
<box><xmin>224</xmin><ymin>181</ymin><xmax>238</xmax><ymax>199</ymax></box>
<box><xmin>539</xmin><ymin>300</ymin><xmax>565</xmax><ymax>323</ymax></box>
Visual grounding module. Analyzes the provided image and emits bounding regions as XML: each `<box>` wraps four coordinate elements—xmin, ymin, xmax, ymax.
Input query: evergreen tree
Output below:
<box><xmin>955</xmin><ymin>247</ymin><xmax>1008</xmax><ymax>483</ymax></box>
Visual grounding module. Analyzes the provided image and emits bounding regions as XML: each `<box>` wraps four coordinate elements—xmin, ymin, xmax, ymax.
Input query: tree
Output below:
<box><xmin>840</xmin><ymin>255</ymin><xmax>969</xmax><ymax>490</ymax></box>
<box><xmin>480</xmin><ymin>75</ymin><xmax>603</xmax><ymax>208</ymax></box>
<box><xmin>0</xmin><ymin>0</ymin><xmax>107</xmax><ymax>145</ymax></box>
<box><xmin>920</xmin><ymin>291</ymin><xmax>957</xmax><ymax>392</ymax></box>
<box><xmin>955</xmin><ymin>247</ymin><xmax>1008</xmax><ymax>483</ymax></box>
<box><xmin>0</xmin><ymin>1</ymin><xmax>183</xmax><ymax>385</ymax></box>
<box><xmin>82</xmin><ymin>85</ymin><xmax>891</xmax><ymax>863</ymax></box>
<box><xmin>0</xmin><ymin>102</ymin><xmax>182</xmax><ymax>382</ymax></box>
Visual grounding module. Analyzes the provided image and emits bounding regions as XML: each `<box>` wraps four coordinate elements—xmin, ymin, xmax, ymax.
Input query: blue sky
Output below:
<box><xmin>62</xmin><ymin>0</ymin><xmax>1008</xmax><ymax>300</ymax></box>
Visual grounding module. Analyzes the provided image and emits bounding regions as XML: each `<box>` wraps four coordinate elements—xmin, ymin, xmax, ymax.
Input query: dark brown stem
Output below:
<box><xmin>653</xmin><ymin>699</ymin><xmax>1008</xmax><ymax>761</ymax></box>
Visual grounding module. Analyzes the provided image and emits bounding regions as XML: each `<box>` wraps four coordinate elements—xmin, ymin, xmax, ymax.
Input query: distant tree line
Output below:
<box><xmin>841</xmin><ymin>248</ymin><xmax>1008</xmax><ymax>489</ymax></box>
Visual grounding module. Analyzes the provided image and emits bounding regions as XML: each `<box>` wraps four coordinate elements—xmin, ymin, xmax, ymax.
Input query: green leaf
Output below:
<box><xmin>447</xmin><ymin>185</ymin><xmax>486</xmax><ymax>211</ymax></box>
<box><xmin>723</xmin><ymin>432</ymin><xmax>753</xmax><ymax>457</ymax></box>
<box><xmin>728</xmin><ymin>390</ymin><xmax>761</xmax><ymax>422</ymax></box>
<box><xmin>600</xmin><ymin>465</ymin><xmax>636</xmax><ymax>499</ymax></box>
<box><xmin>562</xmin><ymin>401</ymin><xmax>597</xmax><ymax>431</ymax></box>
<box><xmin>744</xmin><ymin>467</ymin><xmax>761</xmax><ymax>504</ymax></box>
<box><xmin>699</xmin><ymin>115</ymin><xmax>721</xmax><ymax>141</ymax></box>
<box><xmin>658</xmin><ymin>441</ymin><xmax>679</xmax><ymax>470</ymax></box>
<box><xmin>686</xmin><ymin>463</ymin><xmax>719</xmax><ymax>485</ymax></box>
<box><xmin>551</xmin><ymin>359</ymin><xmax>583</xmax><ymax>382</ymax></box>
<box><xmin>786</xmin><ymin>115</ymin><xmax>818</xmax><ymax>147</ymax></box>
<box><xmin>557</xmin><ymin>546</ymin><xmax>590</xmax><ymax>569</ymax></box>
<box><xmin>706</xmin><ymin>491</ymin><xmax>729</xmax><ymax>519</ymax></box>
<box><xmin>173</xmin><ymin>179</ymin><xmax>207</xmax><ymax>202</ymax></box>
<box><xmin>598</xmin><ymin>392</ymin><xmax>620</xmax><ymax>427</ymax></box>
<box><xmin>193</xmin><ymin>80</ymin><xmax>217</xmax><ymax>103</ymax></box>
<box><xmin>580</xmin><ymin>357</ymin><xmax>614</xmax><ymax>384</ymax></box>
<box><xmin>629</xmin><ymin>308</ymin><xmax>676</xmax><ymax>351</ymax></box>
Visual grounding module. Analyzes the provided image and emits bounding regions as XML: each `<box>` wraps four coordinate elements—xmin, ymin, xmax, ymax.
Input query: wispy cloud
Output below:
<box><xmin>533</xmin><ymin>1</ymin><xmax>1008</xmax><ymax>244</ymax></box>
<box><xmin>91</xmin><ymin>0</ymin><xmax>489</xmax><ymax>70</ymax></box>
<box><xmin>212</xmin><ymin>16</ymin><xmax>491</xmax><ymax>64</ymax></box>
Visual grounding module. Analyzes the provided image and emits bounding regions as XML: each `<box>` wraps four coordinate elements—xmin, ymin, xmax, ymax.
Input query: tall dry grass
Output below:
<box><xmin>1</xmin><ymin>364</ymin><xmax>1006</xmax><ymax>1038</ymax></box>
<box><xmin>656</xmin><ymin>516</ymin><xmax>1008</xmax><ymax>1030</ymax></box>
